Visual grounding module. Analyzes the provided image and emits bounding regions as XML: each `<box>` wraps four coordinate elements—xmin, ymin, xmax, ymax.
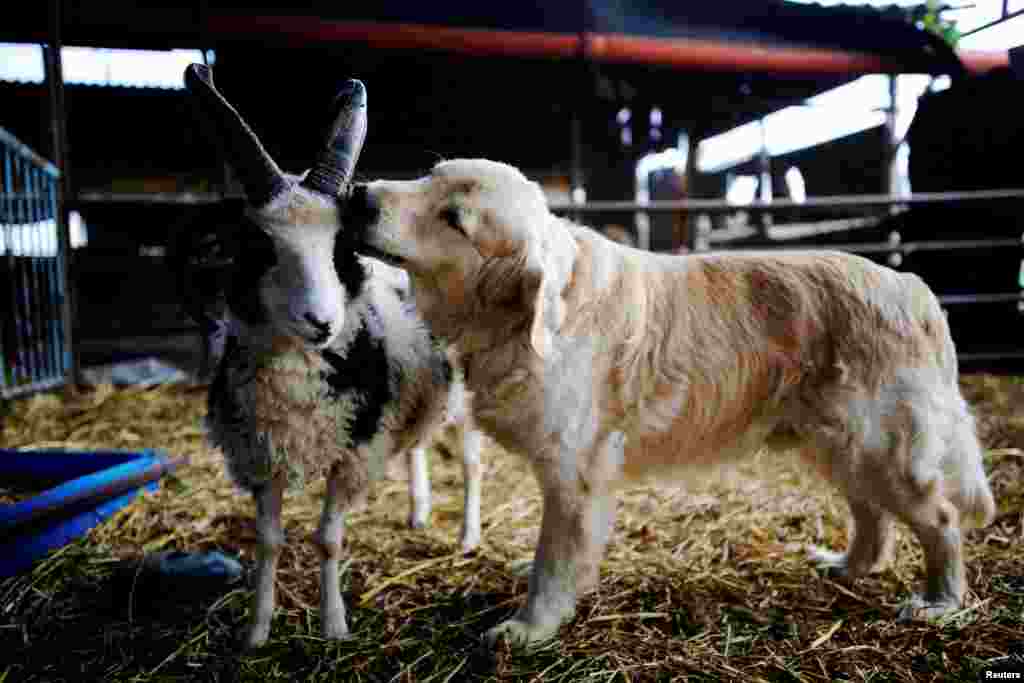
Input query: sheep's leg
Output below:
<box><xmin>407</xmin><ymin>446</ymin><xmax>431</xmax><ymax>529</ymax></box>
<box><xmin>485</xmin><ymin>431</ymin><xmax>623</xmax><ymax>649</ymax></box>
<box><xmin>459</xmin><ymin>426</ymin><xmax>483</xmax><ymax>552</ymax></box>
<box><xmin>315</xmin><ymin>463</ymin><xmax>351</xmax><ymax>640</ymax></box>
<box><xmin>246</xmin><ymin>475</ymin><xmax>286</xmax><ymax>648</ymax></box>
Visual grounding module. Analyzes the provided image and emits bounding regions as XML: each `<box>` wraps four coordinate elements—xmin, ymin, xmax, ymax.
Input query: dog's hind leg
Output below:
<box><xmin>807</xmin><ymin>377</ymin><xmax>982</xmax><ymax>621</ymax></box>
<box><xmin>459</xmin><ymin>425</ymin><xmax>483</xmax><ymax>553</ymax></box>
<box><xmin>485</xmin><ymin>431</ymin><xmax>623</xmax><ymax>649</ymax></box>
<box><xmin>809</xmin><ymin>497</ymin><xmax>894</xmax><ymax>579</ymax></box>
<box><xmin>889</xmin><ymin>387</ymin><xmax>993</xmax><ymax>620</ymax></box>
<box><xmin>407</xmin><ymin>446</ymin><xmax>431</xmax><ymax>529</ymax></box>
<box><xmin>894</xmin><ymin>493</ymin><xmax>966</xmax><ymax>620</ymax></box>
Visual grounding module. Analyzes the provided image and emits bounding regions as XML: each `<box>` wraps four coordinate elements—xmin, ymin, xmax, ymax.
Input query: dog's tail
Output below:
<box><xmin>900</xmin><ymin>272</ymin><xmax>996</xmax><ymax>529</ymax></box>
<box><xmin>941</xmin><ymin>398</ymin><xmax>997</xmax><ymax>530</ymax></box>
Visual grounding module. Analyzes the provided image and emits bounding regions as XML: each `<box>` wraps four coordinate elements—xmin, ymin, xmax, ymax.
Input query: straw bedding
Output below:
<box><xmin>1</xmin><ymin>374</ymin><xmax>1022</xmax><ymax>681</ymax></box>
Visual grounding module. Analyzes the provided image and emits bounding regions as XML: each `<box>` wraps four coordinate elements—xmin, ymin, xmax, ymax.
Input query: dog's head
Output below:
<box><xmin>347</xmin><ymin>159</ymin><xmax>576</xmax><ymax>357</ymax></box>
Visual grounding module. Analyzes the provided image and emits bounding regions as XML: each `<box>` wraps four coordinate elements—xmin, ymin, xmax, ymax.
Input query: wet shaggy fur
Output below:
<box><xmin>354</xmin><ymin>158</ymin><xmax>997</xmax><ymax>649</ymax></box>
<box><xmin>206</xmin><ymin>282</ymin><xmax>453</xmax><ymax>507</ymax></box>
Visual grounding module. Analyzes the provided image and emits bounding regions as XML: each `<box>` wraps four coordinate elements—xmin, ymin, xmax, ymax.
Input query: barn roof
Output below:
<box><xmin>0</xmin><ymin>1</ymin><xmax>1010</xmax><ymax>186</ymax></box>
<box><xmin>1</xmin><ymin>1</ymin><xmax>1001</xmax><ymax>76</ymax></box>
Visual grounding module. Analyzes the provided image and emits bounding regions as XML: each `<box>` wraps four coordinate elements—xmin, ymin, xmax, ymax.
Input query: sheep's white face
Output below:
<box><xmin>183</xmin><ymin>63</ymin><xmax>367</xmax><ymax>349</ymax></box>
<box><xmin>248</xmin><ymin>181</ymin><xmax>347</xmax><ymax>347</ymax></box>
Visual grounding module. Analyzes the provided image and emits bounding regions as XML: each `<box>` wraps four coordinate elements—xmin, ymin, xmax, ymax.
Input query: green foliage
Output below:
<box><xmin>910</xmin><ymin>0</ymin><xmax>961</xmax><ymax>48</ymax></box>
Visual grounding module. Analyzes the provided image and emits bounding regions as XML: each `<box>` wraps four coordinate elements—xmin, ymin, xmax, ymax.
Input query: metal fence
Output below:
<box><xmin>550</xmin><ymin>190</ymin><xmax>1024</xmax><ymax>363</ymax></box>
<box><xmin>0</xmin><ymin>127</ymin><xmax>69</xmax><ymax>399</ymax></box>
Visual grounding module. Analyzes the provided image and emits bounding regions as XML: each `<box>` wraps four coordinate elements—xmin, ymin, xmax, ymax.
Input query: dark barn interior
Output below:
<box><xmin>6</xmin><ymin>4</ymin><xmax>1024</xmax><ymax>682</ymax></box>
<box><xmin>0</xmin><ymin>1</ymin><xmax>1021</xmax><ymax>372</ymax></box>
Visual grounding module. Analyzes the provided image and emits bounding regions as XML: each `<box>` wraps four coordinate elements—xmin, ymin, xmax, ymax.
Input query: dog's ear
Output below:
<box><xmin>523</xmin><ymin>255</ymin><xmax>559</xmax><ymax>359</ymax></box>
<box><xmin>523</xmin><ymin>223</ymin><xmax>577</xmax><ymax>360</ymax></box>
<box><xmin>473</xmin><ymin>213</ymin><xmax>576</xmax><ymax>360</ymax></box>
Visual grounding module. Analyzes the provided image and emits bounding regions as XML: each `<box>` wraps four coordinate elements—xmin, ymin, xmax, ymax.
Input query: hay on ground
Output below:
<box><xmin>0</xmin><ymin>375</ymin><xmax>1022</xmax><ymax>682</ymax></box>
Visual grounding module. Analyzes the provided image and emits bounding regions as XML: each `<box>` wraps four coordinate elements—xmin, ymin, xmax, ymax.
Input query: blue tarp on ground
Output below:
<box><xmin>0</xmin><ymin>449</ymin><xmax>165</xmax><ymax>578</ymax></box>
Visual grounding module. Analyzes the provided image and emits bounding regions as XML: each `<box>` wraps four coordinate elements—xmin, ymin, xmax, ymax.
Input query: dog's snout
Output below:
<box><xmin>344</xmin><ymin>184</ymin><xmax>380</xmax><ymax>233</ymax></box>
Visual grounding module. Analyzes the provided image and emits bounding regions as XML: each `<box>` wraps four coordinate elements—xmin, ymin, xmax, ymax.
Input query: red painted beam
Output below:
<box><xmin>206</xmin><ymin>15</ymin><xmax>1007</xmax><ymax>75</ymax></box>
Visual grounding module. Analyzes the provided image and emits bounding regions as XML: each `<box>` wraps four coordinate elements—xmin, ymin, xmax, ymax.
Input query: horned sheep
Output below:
<box><xmin>182</xmin><ymin>64</ymin><xmax>482</xmax><ymax>648</ymax></box>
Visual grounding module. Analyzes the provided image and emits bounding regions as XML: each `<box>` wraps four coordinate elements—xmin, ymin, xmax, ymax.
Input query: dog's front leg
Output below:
<box><xmin>486</xmin><ymin>432</ymin><xmax>623</xmax><ymax>649</ymax></box>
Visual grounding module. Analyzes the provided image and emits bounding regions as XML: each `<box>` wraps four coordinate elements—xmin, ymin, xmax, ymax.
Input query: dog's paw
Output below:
<box><xmin>408</xmin><ymin>510</ymin><xmax>430</xmax><ymax>530</ymax></box>
<box><xmin>485</xmin><ymin>617</ymin><xmax>558</xmax><ymax>650</ymax></box>
<box><xmin>897</xmin><ymin>593</ymin><xmax>961</xmax><ymax>623</ymax></box>
<box><xmin>808</xmin><ymin>546</ymin><xmax>853</xmax><ymax>579</ymax></box>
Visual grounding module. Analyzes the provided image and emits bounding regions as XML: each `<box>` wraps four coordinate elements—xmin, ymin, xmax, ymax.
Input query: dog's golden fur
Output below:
<box><xmin>356</xmin><ymin>158</ymin><xmax>996</xmax><ymax>648</ymax></box>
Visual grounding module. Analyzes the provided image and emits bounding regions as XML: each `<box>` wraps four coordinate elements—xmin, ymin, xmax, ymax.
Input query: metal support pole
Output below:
<box><xmin>569</xmin><ymin>4</ymin><xmax>588</xmax><ymax>227</ymax></box>
<box><xmin>43</xmin><ymin>0</ymin><xmax>77</xmax><ymax>388</ymax></box>
<box><xmin>757</xmin><ymin>118</ymin><xmax>772</xmax><ymax>236</ymax></box>
<box><xmin>570</xmin><ymin>110</ymin><xmax>583</xmax><ymax>224</ymax></box>
<box><xmin>680</xmin><ymin>130</ymin><xmax>698</xmax><ymax>252</ymax></box>
<box><xmin>883</xmin><ymin>74</ymin><xmax>900</xmax><ymax>201</ymax></box>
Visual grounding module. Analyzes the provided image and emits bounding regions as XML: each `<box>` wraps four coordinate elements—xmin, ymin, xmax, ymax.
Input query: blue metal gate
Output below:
<box><xmin>0</xmin><ymin>127</ymin><xmax>69</xmax><ymax>398</ymax></box>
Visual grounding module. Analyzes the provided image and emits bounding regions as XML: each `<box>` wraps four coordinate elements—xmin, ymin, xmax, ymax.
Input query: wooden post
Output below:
<box><xmin>43</xmin><ymin>0</ymin><xmax>78</xmax><ymax>388</ymax></box>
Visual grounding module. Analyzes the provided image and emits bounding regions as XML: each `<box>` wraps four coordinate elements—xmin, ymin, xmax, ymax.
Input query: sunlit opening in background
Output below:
<box><xmin>726</xmin><ymin>175</ymin><xmax>759</xmax><ymax>206</ymax></box>
<box><xmin>699</xmin><ymin>0</ymin><xmax>1021</xmax><ymax>175</ymax></box>
<box><xmin>0</xmin><ymin>44</ymin><xmax>209</xmax><ymax>89</ymax></box>
<box><xmin>784</xmin><ymin>166</ymin><xmax>807</xmax><ymax>203</ymax></box>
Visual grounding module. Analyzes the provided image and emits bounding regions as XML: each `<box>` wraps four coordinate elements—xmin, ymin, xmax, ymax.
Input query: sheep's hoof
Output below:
<box><xmin>460</xmin><ymin>528</ymin><xmax>481</xmax><ymax>554</ymax></box>
<box><xmin>897</xmin><ymin>594</ymin><xmax>960</xmax><ymax>623</ymax></box>
<box><xmin>408</xmin><ymin>513</ymin><xmax>430</xmax><ymax>530</ymax></box>
<box><xmin>321</xmin><ymin>616</ymin><xmax>351</xmax><ymax>641</ymax></box>
<box><xmin>243</xmin><ymin>623</ymin><xmax>272</xmax><ymax>650</ymax></box>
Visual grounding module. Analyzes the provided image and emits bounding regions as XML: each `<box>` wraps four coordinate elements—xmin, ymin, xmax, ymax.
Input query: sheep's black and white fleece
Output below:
<box><xmin>205</xmin><ymin>237</ymin><xmax>460</xmax><ymax>507</ymax></box>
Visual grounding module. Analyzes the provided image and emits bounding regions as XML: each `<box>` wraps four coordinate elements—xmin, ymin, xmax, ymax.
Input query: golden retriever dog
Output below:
<box><xmin>344</xmin><ymin>158</ymin><xmax>996</xmax><ymax>648</ymax></box>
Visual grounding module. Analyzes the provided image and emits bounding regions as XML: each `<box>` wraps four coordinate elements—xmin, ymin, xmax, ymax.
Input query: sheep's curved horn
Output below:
<box><xmin>183</xmin><ymin>63</ymin><xmax>289</xmax><ymax>207</ymax></box>
<box><xmin>301</xmin><ymin>79</ymin><xmax>367</xmax><ymax>198</ymax></box>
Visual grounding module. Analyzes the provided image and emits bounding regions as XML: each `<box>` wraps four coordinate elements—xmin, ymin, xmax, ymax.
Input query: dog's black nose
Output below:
<box><xmin>343</xmin><ymin>184</ymin><xmax>380</xmax><ymax>235</ymax></box>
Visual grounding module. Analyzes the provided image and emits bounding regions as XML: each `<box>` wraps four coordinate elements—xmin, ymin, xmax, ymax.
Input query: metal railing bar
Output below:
<box><xmin>24</xmin><ymin>164</ymin><xmax>45</xmax><ymax>380</ymax></box>
<box><xmin>549</xmin><ymin>188</ymin><xmax>1024</xmax><ymax>214</ymax></box>
<box><xmin>70</xmin><ymin>187</ymin><xmax>1024</xmax><ymax>213</ymax></box>
<box><xmin>939</xmin><ymin>292</ymin><xmax>1023</xmax><ymax>305</ymax></box>
<box><xmin>712</xmin><ymin>238</ymin><xmax>1022</xmax><ymax>254</ymax></box>
<box><xmin>959</xmin><ymin>351</ymin><xmax>1024</xmax><ymax>362</ymax></box>
<box><xmin>0</xmin><ymin>376</ymin><xmax>66</xmax><ymax>400</ymax></box>
<box><xmin>0</xmin><ymin>128</ymin><xmax>60</xmax><ymax>178</ymax></box>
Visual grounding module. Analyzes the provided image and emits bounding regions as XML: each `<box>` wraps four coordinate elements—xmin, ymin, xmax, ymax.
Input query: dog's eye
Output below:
<box><xmin>439</xmin><ymin>206</ymin><xmax>465</xmax><ymax>235</ymax></box>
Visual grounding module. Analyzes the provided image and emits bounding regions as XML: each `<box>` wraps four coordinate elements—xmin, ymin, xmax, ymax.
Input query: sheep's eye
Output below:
<box><xmin>439</xmin><ymin>206</ymin><xmax>464</xmax><ymax>235</ymax></box>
